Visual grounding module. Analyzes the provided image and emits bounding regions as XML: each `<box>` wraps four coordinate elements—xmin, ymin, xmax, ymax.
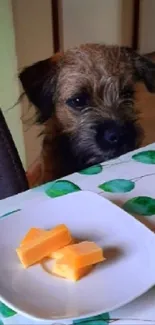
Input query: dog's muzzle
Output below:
<box><xmin>96</xmin><ymin>120</ymin><xmax>138</xmax><ymax>154</ymax></box>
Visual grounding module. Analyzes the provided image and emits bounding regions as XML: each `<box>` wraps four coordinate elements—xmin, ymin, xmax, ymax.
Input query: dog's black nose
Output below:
<box><xmin>96</xmin><ymin>119</ymin><xmax>138</xmax><ymax>156</ymax></box>
<box><xmin>96</xmin><ymin>120</ymin><xmax>124</xmax><ymax>148</ymax></box>
<box><xmin>104</xmin><ymin>129</ymin><xmax>119</xmax><ymax>144</ymax></box>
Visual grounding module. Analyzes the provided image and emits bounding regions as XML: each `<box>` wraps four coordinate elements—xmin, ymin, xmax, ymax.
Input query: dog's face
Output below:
<box><xmin>19</xmin><ymin>44</ymin><xmax>155</xmax><ymax>171</ymax></box>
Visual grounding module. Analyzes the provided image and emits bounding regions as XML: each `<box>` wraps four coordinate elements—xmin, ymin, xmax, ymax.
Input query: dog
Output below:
<box><xmin>19</xmin><ymin>44</ymin><xmax>155</xmax><ymax>183</ymax></box>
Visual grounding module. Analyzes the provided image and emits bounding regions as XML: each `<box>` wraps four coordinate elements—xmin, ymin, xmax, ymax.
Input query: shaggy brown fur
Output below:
<box><xmin>19</xmin><ymin>44</ymin><xmax>155</xmax><ymax>183</ymax></box>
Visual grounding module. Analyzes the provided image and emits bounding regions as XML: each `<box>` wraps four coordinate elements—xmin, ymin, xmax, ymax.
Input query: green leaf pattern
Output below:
<box><xmin>123</xmin><ymin>196</ymin><xmax>155</xmax><ymax>216</ymax></box>
<box><xmin>79</xmin><ymin>164</ymin><xmax>103</xmax><ymax>175</ymax></box>
<box><xmin>45</xmin><ymin>180</ymin><xmax>81</xmax><ymax>198</ymax></box>
<box><xmin>99</xmin><ymin>179</ymin><xmax>135</xmax><ymax>193</ymax></box>
<box><xmin>0</xmin><ymin>209</ymin><xmax>21</xmax><ymax>220</ymax></box>
<box><xmin>0</xmin><ymin>303</ymin><xmax>16</xmax><ymax>318</ymax></box>
<box><xmin>73</xmin><ymin>313</ymin><xmax>110</xmax><ymax>325</ymax></box>
<box><xmin>132</xmin><ymin>150</ymin><xmax>155</xmax><ymax>164</ymax></box>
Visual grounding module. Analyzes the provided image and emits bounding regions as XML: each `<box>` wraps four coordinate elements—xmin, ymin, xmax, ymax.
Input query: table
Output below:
<box><xmin>1</xmin><ymin>143</ymin><xmax>155</xmax><ymax>325</ymax></box>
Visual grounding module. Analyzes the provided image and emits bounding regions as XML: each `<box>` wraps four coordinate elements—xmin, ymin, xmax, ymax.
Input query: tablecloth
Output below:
<box><xmin>1</xmin><ymin>143</ymin><xmax>155</xmax><ymax>325</ymax></box>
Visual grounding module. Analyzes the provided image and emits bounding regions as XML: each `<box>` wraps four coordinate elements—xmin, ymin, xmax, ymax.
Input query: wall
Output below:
<box><xmin>139</xmin><ymin>0</ymin><xmax>155</xmax><ymax>54</ymax></box>
<box><xmin>0</xmin><ymin>0</ymin><xmax>26</xmax><ymax>168</ymax></box>
<box><xmin>121</xmin><ymin>0</ymin><xmax>134</xmax><ymax>47</ymax></box>
<box><xmin>12</xmin><ymin>0</ymin><xmax>53</xmax><ymax>168</ymax></box>
<box><xmin>61</xmin><ymin>0</ymin><xmax>133</xmax><ymax>50</ymax></box>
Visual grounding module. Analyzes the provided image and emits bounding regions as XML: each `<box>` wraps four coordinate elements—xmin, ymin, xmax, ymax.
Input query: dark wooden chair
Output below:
<box><xmin>0</xmin><ymin>108</ymin><xmax>29</xmax><ymax>199</ymax></box>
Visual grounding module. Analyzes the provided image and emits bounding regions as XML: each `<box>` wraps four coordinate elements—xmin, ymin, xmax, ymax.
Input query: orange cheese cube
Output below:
<box><xmin>16</xmin><ymin>224</ymin><xmax>72</xmax><ymax>268</ymax></box>
<box><xmin>50</xmin><ymin>238</ymin><xmax>75</xmax><ymax>259</ymax></box>
<box><xmin>20</xmin><ymin>228</ymin><xmax>45</xmax><ymax>246</ymax></box>
<box><xmin>61</xmin><ymin>241</ymin><xmax>105</xmax><ymax>268</ymax></box>
<box><xmin>52</xmin><ymin>258</ymin><xmax>92</xmax><ymax>281</ymax></box>
<box><xmin>51</xmin><ymin>246</ymin><xmax>68</xmax><ymax>259</ymax></box>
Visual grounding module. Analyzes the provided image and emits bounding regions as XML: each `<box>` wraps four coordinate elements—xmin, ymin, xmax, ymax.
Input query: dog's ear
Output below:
<box><xmin>19</xmin><ymin>54</ymin><xmax>62</xmax><ymax>123</ymax></box>
<box><xmin>124</xmin><ymin>48</ymin><xmax>155</xmax><ymax>93</ymax></box>
<box><xmin>133</xmin><ymin>53</ymin><xmax>155</xmax><ymax>93</ymax></box>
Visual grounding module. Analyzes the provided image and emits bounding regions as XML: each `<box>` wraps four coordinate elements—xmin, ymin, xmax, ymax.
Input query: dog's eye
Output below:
<box><xmin>66</xmin><ymin>93</ymin><xmax>89</xmax><ymax>109</ymax></box>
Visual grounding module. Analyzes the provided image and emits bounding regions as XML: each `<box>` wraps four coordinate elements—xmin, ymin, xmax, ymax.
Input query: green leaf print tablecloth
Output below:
<box><xmin>1</xmin><ymin>143</ymin><xmax>155</xmax><ymax>325</ymax></box>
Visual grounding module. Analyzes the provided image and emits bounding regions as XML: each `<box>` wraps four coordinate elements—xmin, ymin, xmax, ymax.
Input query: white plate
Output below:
<box><xmin>0</xmin><ymin>191</ymin><xmax>155</xmax><ymax>322</ymax></box>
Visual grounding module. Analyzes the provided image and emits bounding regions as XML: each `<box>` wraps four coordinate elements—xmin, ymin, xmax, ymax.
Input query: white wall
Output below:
<box><xmin>61</xmin><ymin>0</ymin><xmax>133</xmax><ymax>50</ymax></box>
<box><xmin>12</xmin><ymin>0</ymin><xmax>53</xmax><ymax>168</ymax></box>
<box><xmin>139</xmin><ymin>0</ymin><xmax>155</xmax><ymax>54</ymax></box>
<box><xmin>0</xmin><ymin>0</ymin><xmax>26</xmax><ymax>168</ymax></box>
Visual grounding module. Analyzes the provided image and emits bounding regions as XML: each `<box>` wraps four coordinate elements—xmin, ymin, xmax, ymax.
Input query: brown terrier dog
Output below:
<box><xmin>19</xmin><ymin>44</ymin><xmax>155</xmax><ymax>183</ymax></box>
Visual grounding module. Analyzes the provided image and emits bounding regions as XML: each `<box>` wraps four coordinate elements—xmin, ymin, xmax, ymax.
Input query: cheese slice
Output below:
<box><xmin>52</xmin><ymin>258</ymin><xmax>92</xmax><ymax>281</ymax></box>
<box><xmin>51</xmin><ymin>246</ymin><xmax>68</xmax><ymax>259</ymax></box>
<box><xmin>16</xmin><ymin>224</ymin><xmax>72</xmax><ymax>268</ymax></box>
<box><xmin>20</xmin><ymin>228</ymin><xmax>45</xmax><ymax>246</ymax></box>
<box><xmin>50</xmin><ymin>238</ymin><xmax>75</xmax><ymax>259</ymax></box>
<box><xmin>61</xmin><ymin>241</ymin><xmax>105</xmax><ymax>268</ymax></box>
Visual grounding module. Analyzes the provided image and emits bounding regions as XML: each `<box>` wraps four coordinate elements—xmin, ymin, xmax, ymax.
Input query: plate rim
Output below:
<box><xmin>1</xmin><ymin>282</ymin><xmax>155</xmax><ymax>322</ymax></box>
